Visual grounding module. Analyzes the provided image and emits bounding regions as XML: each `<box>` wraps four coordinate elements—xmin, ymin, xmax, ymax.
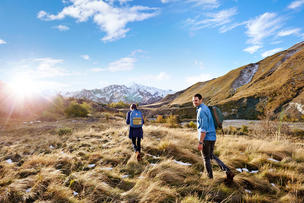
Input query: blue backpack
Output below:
<box><xmin>130</xmin><ymin>110</ymin><xmax>143</xmax><ymax>128</ymax></box>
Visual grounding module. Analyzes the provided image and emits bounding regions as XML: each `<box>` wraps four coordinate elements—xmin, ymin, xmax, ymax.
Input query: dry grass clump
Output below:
<box><xmin>123</xmin><ymin>179</ymin><xmax>177</xmax><ymax>202</ymax></box>
<box><xmin>145</xmin><ymin>159</ymin><xmax>197</xmax><ymax>186</ymax></box>
<box><xmin>1</xmin><ymin>115</ymin><xmax>304</xmax><ymax>202</ymax></box>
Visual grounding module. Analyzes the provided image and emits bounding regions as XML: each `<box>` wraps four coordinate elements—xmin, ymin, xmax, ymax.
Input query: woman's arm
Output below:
<box><xmin>126</xmin><ymin>111</ymin><xmax>131</xmax><ymax>125</ymax></box>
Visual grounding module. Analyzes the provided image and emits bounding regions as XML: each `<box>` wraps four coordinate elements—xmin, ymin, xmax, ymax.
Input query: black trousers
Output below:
<box><xmin>132</xmin><ymin>137</ymin><xmax>141</xmax><ymax>153</ymax></box>
<box><xmin>201</xmin><ymin>140</ymin><xmax>230</xmax><ymax>179</ymax></box>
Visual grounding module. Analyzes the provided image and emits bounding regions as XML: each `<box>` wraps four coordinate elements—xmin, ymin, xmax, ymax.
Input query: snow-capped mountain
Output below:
<box><xmin>64</xmin><ymin>83</ymin><xmax>174</xmax><ymax>104</ymax></box>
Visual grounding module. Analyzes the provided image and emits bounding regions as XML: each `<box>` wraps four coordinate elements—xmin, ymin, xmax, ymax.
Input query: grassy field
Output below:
<box><xmin>1</xmin><ymin>114</ymin><xmax>304</xmax><ymax>202</ymax></box>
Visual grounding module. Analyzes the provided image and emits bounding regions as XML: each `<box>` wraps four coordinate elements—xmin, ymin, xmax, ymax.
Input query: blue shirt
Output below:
<box><xmin>197</xmin><ymin>103</ymin><xmax>216</xmax><ymax>141</ymax></box>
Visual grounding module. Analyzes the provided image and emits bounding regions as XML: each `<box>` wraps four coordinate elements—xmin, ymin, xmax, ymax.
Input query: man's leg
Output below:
<box><xmin>202</xmin><ymin>140</ymin><xmax>213</xmax><ymax>179</ymax></box>
<box><xmin>210</xmin><ymin>141</ymin><xmax>235</xmax><ymax>181</ymax></box>
<box><xmin>210</xmin><ymin>141</ymin><xmax>230</xmax><ymax>172</ymax></box>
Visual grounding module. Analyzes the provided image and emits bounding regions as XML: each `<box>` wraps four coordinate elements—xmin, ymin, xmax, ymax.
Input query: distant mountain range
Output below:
<box><xmin>64</xmin><ymin>83</ymin><xmax>174</xmax><ymax>104</ymax></box>
<box><xmin>146</xmin><ymin>41</ymin><xmax>304</xmax><ymax>121</ymax></box>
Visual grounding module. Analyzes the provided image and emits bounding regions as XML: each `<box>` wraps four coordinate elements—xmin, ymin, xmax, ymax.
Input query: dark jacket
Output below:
<box><xmin>126</xmin><ymin>110</ymin><xmax>144</xmax><ymax>139</ymax></box>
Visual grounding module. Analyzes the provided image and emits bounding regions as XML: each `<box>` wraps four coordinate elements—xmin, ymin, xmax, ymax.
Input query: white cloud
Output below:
<box><xmin>245</xmin><ymin>12</ymin><xmax>283</xmax><ymax>45</ymax></box>
<box><xmin>107</xmin><ymin>57</ymin><xmax>136</xmax><ymax>72</ymax></box>
<box><xmin>185</xmin><ymin>8</ymin><xmax>238</xmax><ymax>32</ymax></box>
<box><xmin>186</xmin><ymin>0</ymin><xmax>219</xmax><ymax>9</ymax></box>
<box><xmin>128</xmin><ymin>72</ymin><xmax>171</xmax><ymax>86</ymax></box>
<box><xmin>130</xmin><ymin>49</ymin><xmax>144</xmax><ymax>56</ymax></box>
<box><xmin>288</xmin><ymin>0</ymin><xmax>304</xmax><ymax>9</ymax></box>
<box><xmin>38</xmin><ymin>0</ymin><xmax>159</xmax><ymax>42</ymax></box>
<box><xmin>53</xmin><ymin>25</ymin><xmax>70</xmax><ymax>31</ymax></box>
<box><xmin>243</xmin><ymin>45</ymin><xmax>262</xmax><ymax>54</ymax></box>
<box><xmin>0</xmin><ymin>39</ymin><xmax>7</xmax><ymax>45</ymax></box>
<box><xmin>277</xmin><ymin>28</ymin><xmax>301</xmax><ymax>37</ymax></box>
<box><xmin>81</xmin><ymin>54</ymin><xmax>90</xmax><ymax>60</ymax></box>
<box><xmin>261</xmin><ymin>48</ymin><xmax>283</xmax><ymax>58</ymax></box>
<box><xmin>219</xmin><ymin>21</ymin><xmax>246</xmax><ymax>33</ymax></box>
<box><xmin>161</xmin><ymin>0</ymin><xmax>219</xmax><ymax>9</ymax></box>
<box><xmin>34</xmin><ymin>58</ymin><xmax>69</xmax><ymax>78</ymax></box>
<box><xmin>91</xmin><ymin>68</ymin><xmax>106</xmax><ymax>72</ymax></box>
<box><xmin>185</xmin><ymin>73</ymin><xmax>213</xmax><ymax>85</ymax></box>
<box><xmin>156</xmin><ymin>72</ymin><xmax>170</xmax><ymax>80</ymax></box>
<box><xmin>194</xmin><ymin>60</ymin><xmax>204</xmax><ymax>69</ymax></box>
<box><xmin>118</xmin><ymin>0</ymin><xmax>132</xmax><ymax>5</ymax></box>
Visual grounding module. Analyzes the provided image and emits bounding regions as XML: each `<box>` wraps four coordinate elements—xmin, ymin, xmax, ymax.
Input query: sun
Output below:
<box><xmin>7</xmin><ymin>75</ymin><xmax>40</xmax><ymax>100</ymax></box>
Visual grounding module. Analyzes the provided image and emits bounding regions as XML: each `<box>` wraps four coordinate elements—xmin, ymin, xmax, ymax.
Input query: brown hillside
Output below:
<box><xmin>153</xmin><ymin>41</ymin><xmax>304</xmax><ymax>120</ymax></box>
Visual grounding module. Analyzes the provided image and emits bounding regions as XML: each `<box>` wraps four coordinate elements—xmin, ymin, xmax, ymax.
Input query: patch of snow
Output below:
<box><xmin>287</xmin><ymin>102</ymin><xmax>304</xmax><ymax>114</ymax></box>
<box><xmin>23</xmin><ymin>122</ymin><xmax>27</xmax><ymax>124</ymax></box>
<box><xmin>150</xmin><ymin>163</ymin><xmax>157</xmax><ymax>166</ymax></box>
<box><xmin>245</xmin><ymin>189</ymin><xmax>252</xmax><ymax>194</ymax></box>
<box><xmin>121</xmin><ymin>175</ymin><xmax>129</xmax><ymax>178</ymax></box>
<box><xmin>30</xmin><ymin>121</ymin><xmax>33</xmax><ymax>124</ymax></box>
<box><xmin>267</xmin><ymin>158</ymin><xmax>280</xmax><ymax>163</ymax></box>
<box><xmin>236</xmin><ymin>168</ymin><xmax>242</xmax><ymax>173</ymax></box>
<box><xmin>138</xmin><ymin>176</ymin><xmax>144</xmax><ymax>179</ymax></box>
<box><xmin>26</xmin><ymin>188</ymin><xmax>31</xmax><ymax>193</ymax></box>
<box><xmin>271</xmin><ymin>183</ymin><xmax>275</xmax><ymax>187</ymax></box>
<box><xmin>6</xmin><ymin>159</ymin><xmax>13</xmax><ymax>164</ymax></box>
<box><xmin>147</xmin><ymin>154</ymin><xmax>160</xmax><ymax>159</ymax></box>
<box><xmin>232</xmin><ymin>63</ymin><xmax>259</xmax><ymax>90</ymax></box>
<box><xmin>73</xmin><ymin>191</ymin><xmax>78</xmax><ymax>196</ymax></box>
<box><xmin>173</xmin><ymin>160</ymin><xmax>192</xmax><ymax>166</ymax></box>
<box><xmin>49</xmin><ymin>145</ymin><xmax>54</xmax><ymax>149</ymax></box>
<box><xmin>101</xmin><ymin>167</ymin><xmax>113</xmax><ymax>170</ymax></box>
<box><xmin>88</xmin><ymin>164</ymin><xmax>96</xmax><ymax>168</ymax></box>
<box><xmin>250</xmin><ymin>170</ymin><xmax>259</xmax><ymax>174</ymax></box>
<box><xmin>242</xmin><ymin>168</ymin><xmax>249</xmax><ymax>172</ymax></box>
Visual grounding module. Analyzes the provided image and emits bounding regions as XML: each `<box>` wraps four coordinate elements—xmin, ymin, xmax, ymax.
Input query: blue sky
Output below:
<box><xmin>0</xmin><ymin>0</ymin><xmax>304</xmax><ymax>92</ymax></box>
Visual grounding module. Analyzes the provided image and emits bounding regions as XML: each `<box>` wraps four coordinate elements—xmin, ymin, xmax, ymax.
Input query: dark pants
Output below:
<box><xmin>201</xmin><ymin>140</ymin><xmax>230</xmax><ymax>179</ymax></box>
<box><xmin>132</xmin><ymin>137</ymin><xmax>141</xmax><ymax>153</ymax></box>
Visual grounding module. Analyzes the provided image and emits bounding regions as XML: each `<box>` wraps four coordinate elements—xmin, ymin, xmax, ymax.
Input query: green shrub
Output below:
<box><xmin>40</xmin><ymin>111</ymin><xmax>59</xmax><ymax>121</ymax></box>
<box><xmin>166</xmin><ymin>115</ymin><xmax>180</xmax><ymax>127</ymax></box>
<box><xmin>186</xmin><ymin>121</ymin><xmax>197</xmax><ymax>129</ymax></box>
<box><xmin>64</xmin><ymin>102</ymin><xmax>89</xmax><ymax>117</ymax></box>
<box><xmin>240</xmin><ymin>125</ymin><xmax>249</xmax><ymax>135</ymax></box>
<box><xmin>156</xmin><ymin>115</ymin><xmax>166</xmax><ymax>123</ymax></box>
<box><xmin>57</xmin><ymin>127</ymin><xmax>72</xmax><ymax>136</ymax></box>
<box><xmin>108</xmin><ymin>101</ymin><xmax>129</xmax><ymax>108</ymax></box>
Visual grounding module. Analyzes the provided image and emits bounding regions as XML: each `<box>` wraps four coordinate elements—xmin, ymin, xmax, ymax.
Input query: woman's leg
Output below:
<box><xmin>137</xmin><ymin>137</ymin><xmax>141</xmax><ymax>153</ymax></box>
<box><xmin>131</xmin><ymin>137</ymin><xmax>137</xmax><ymax>152</ymax></box>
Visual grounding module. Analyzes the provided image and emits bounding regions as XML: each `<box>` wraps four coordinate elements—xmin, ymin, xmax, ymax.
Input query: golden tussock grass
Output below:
<box><xmin>0</xmin><ymin>116</ymin><xmax>304</xmax><ymax>202</ymax></box>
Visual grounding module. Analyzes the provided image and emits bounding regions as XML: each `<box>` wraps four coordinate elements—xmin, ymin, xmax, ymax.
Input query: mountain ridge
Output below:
<box><xmin>64</xmin><ymin>83</ymin><xmax>174</xmax><ymax>105</ymax></box>
<box><xmin>147</xmin><ymin>41</ymin><xmax>304</xmax><ymax>121</ymax></box>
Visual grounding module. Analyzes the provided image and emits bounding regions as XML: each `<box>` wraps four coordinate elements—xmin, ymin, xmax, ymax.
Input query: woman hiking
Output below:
<box><xmin>126</xmin><ymin>104</ymin><xmax>144</xmax><ymax>161</ymax></box>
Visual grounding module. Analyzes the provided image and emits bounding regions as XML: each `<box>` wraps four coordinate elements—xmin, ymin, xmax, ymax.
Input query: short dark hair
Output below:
<box><xmin>194</xmin><ymin>93</ymin><xmax>202</xmax><ymax>100</ymax></box>
<box><xmin>130</xmin><ymin>103</ymin><xmax>137</xmax><ymax>110</ymax></box>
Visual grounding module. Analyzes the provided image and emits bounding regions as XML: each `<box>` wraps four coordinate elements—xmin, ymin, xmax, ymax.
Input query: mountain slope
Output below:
<box><xmin>153</xmin><ymin>41</ymin><xmax>304</xmax><ymax>120</ymax></box>
<box><xmin>64</xmin><ymin>83</ymin><xmax>174</xmax><ymax>105</ymax></box>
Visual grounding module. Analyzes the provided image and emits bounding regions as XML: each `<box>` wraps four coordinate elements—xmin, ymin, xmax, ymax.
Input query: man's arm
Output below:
<box><xmin>198</xmin><ymin>131</ymin><xmax>206</xmax><ymax>151</ymax></box>
<box><xmin>198</xmin><ymin>110</ymin><xmax>207</xmax><ymax>151</ymax></box>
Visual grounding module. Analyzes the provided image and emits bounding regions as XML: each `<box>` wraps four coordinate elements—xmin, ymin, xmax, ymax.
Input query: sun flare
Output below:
<box><xmin>7</xmin><ymin>75</ymin><xmax>40</xmax><ymax>100</ymax></box>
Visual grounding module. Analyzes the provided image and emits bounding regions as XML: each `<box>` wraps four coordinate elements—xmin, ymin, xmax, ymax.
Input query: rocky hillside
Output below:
<box><xmin>147</xmin><ymin>41</ymin><xmax>304</xmax><ymax>121</ymax></box>
<box><xmin>64</xmin><ymin>83</ymin><xmax>174</xmax><ymax>105</ymax></box>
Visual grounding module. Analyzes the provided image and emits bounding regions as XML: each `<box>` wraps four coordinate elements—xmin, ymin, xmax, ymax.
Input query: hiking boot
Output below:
<box><xmin>137</xmin><ymin>153</ymin><xmax>142</xmax><ymax>161</ymax></box>
<box><xmin>226</xmin><ymin>170</ymin><xmax>235</xmax><ymax>182</ymax></box>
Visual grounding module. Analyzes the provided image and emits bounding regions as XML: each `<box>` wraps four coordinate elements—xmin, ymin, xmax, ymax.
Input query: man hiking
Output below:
<box><xmin>126</xmin><ymin>104</ymin><xmax>144</xmax><ymax>161</ymax></box>
<box><xmin>192</xmin><ymin>93</ymin><xmax>234</xmax><ymax>182</ymax></box>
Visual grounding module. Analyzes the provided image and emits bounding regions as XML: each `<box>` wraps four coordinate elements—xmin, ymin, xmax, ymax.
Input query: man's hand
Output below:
<box><xmin>198</xmin><ymin>143</ymin><xmax>203</xmax><ymax>151</ymax></box>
